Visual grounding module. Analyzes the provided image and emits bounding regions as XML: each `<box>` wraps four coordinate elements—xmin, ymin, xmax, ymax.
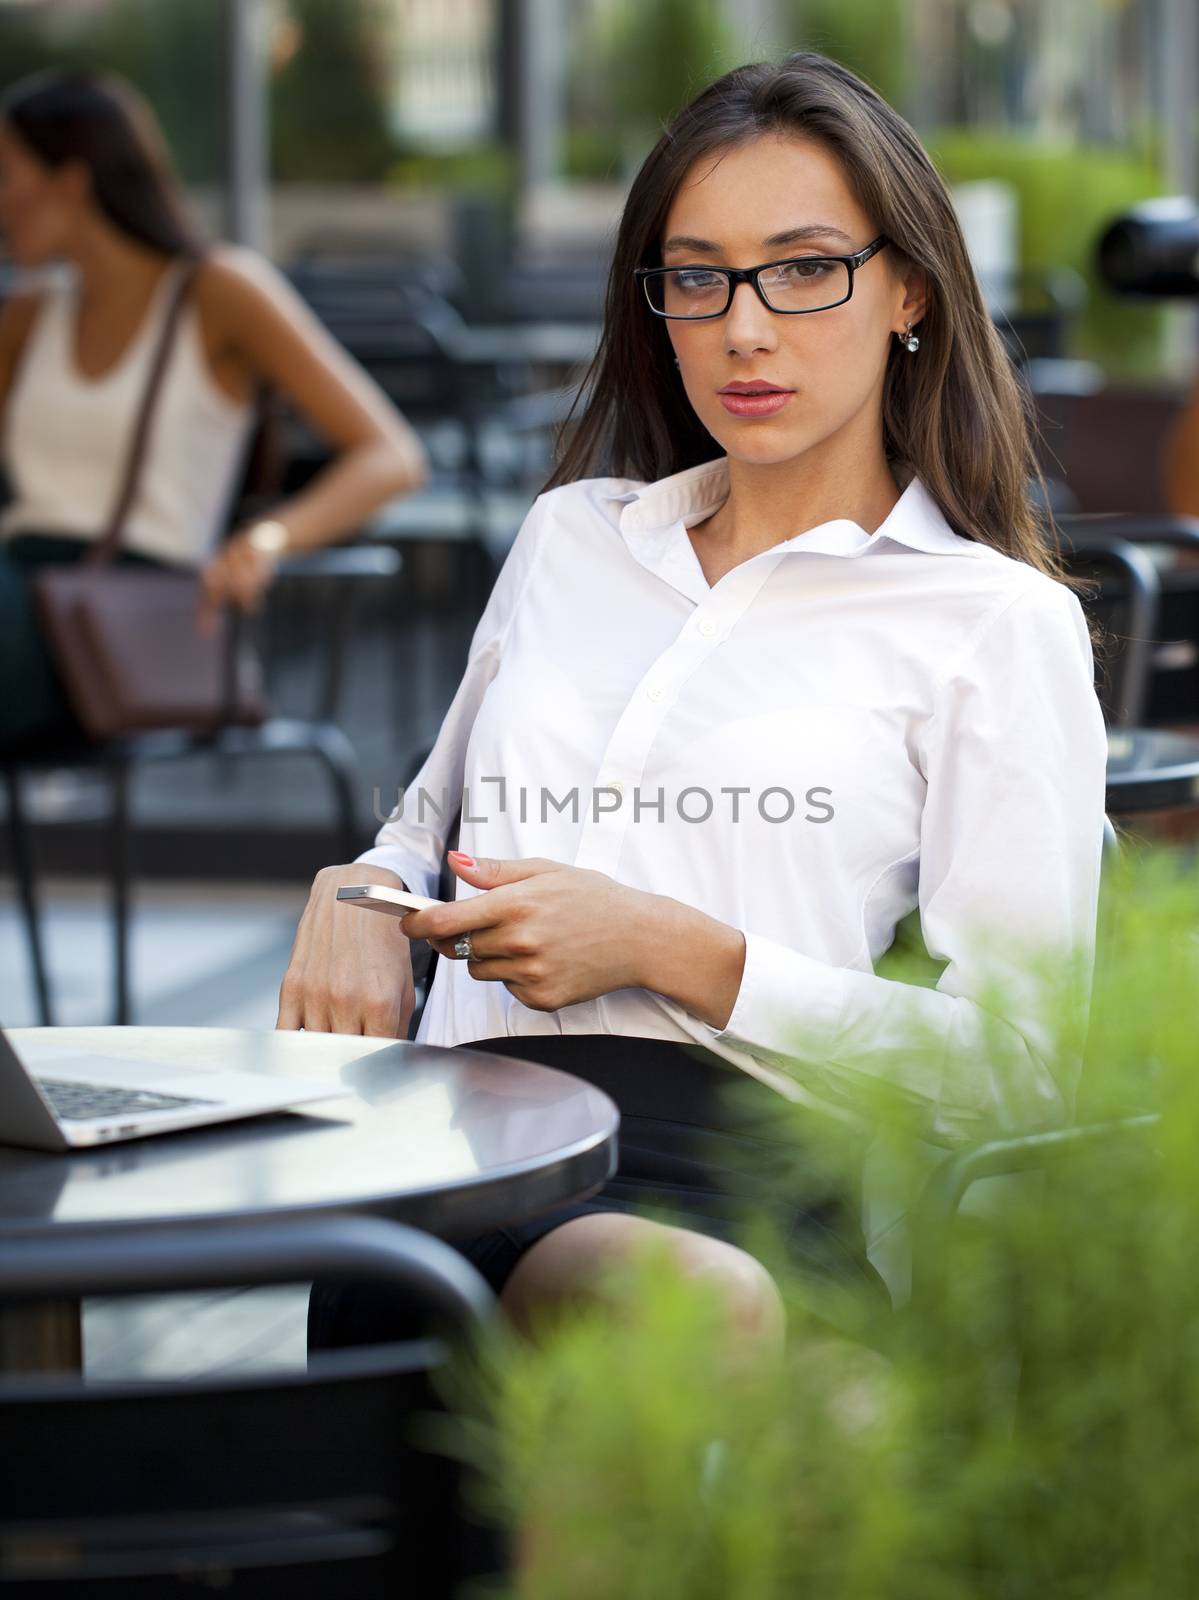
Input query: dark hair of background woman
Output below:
<box><xmin>548</xmin><ymin>50</ymin><xmax>1090</xmax><ymax>608</ymax></box>
<box><xmin>1</xmin><ymin>68</ymin><xmax>202</xmax><ymax>259</ymax></box>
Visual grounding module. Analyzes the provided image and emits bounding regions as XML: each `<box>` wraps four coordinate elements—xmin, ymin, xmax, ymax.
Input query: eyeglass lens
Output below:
<box><xmin>646</xmin><ymin>259</ymin><xmax>852</xmax><ymax>317</ymax></box>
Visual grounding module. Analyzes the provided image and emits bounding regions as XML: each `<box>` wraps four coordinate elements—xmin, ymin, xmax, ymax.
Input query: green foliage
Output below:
<box><xmin>605</xmin><ymin>0</ymin><xmax>738</xmax><ymax>139</ymax></box>
<box><xmin>0</xmin><ymin>0</ymin><xmax>223</xmax><ymax>181</ymax></box>
<box><xmin>270</xmin><ymin>0</ymin><xmax>398</xmax><ymax>182</ymax></box>
<box><xmin>562</xmin><ymin>0</ymin><xmax>904</xmax><ymax>182</ymax></box>
<box><xmin>388</xmin><ymin>144</ymin><xmax>515</xmax><ymax>202</ymax></box>
<box><xmin>928</xmin><ymin>129</ymin><xmax>1169</xmax><ymax>379</ymax></box>
<box><xmin>431</xmin><ymin>841</ymin><xmax>1199</xmax><ymax>1597</ymax></box>
<box><xmin>561</xmin><ymin>126</ymin><xmax>625</xmax><ymax>184</ymax></box>
<box><xmin>777</xmin><ymin>0</ymin><xmax>908</xmax><ymax>108</ymax></box>
<box><xmin>563</xmin><ymin>0</ymin><xmax>740</xmax><ymax>180</ymax></box>
<box><xmin>561</xmin><ymin>1</ymin><xmax>908</xmax><ymax>183</ymax></box>
<box><xmin>0</xmin><ymin>0</ymin><xmax>492</xmax><ymax>191</ymax></box>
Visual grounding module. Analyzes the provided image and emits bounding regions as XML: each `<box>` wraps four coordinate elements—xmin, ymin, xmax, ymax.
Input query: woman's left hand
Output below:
<box><xmin>396</xmin><ymin>852</ymin><xmax>659</xmax><ymax>1013</ymax></box>
<box><xmin>197</xmin><ymin>533</ymin><xmax>278</xmax><ymax>633</ymax></box>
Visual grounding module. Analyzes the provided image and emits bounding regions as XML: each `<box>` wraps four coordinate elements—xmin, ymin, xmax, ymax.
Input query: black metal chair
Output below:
<box><xmin>879</xmin><ymin>808</ymin><xmax>1131</xmax><ymax>1339</ymax></box>
<box><xmin>276</xmin><ymin>278</ymin><xmax>529</xmax><ymax>730</ymax></box>
<box><xmin>1055</xmin><ymin>530</ymin><xmax>1163</xmax><ymax>726</ymax></box>
<box><xmin>1056</xmin><ymin>513</ymin><xmax>1199</xmax><ymax>728</ymax></box>
<box><xmin>280</xmin><ymin>276</ymin><xmax>494</xmax><ymax>497</ymax></box>
<box><xmin>284</xmin><ymin>249</ymin><xmax>578</xmax><ymax>500</ymax></box>
<box><xmin>285</xmin><ymin>237</ymin><xmax>469</xmax><ymax>318</ymax></box>
<box><xmin>489</xmin><ymin>250</ymin><xmax>611</xmax><ymax>325</ymax></box>
<box><xmin>1053</xmin><ymin>515</ymin><xmax>1199</xmax><ymax>820</ymax></box>
<box><xmin>0</xmin><ymin>1213</ymin><xmax>501</xmax><ymax>1597</ymax></box>
<box><xmin>388</xmin><ymin>795</ymin><xmax>1125</xmax><ymax>1348</ymax></box>
<box><xmin>2</xmin><ymin>545</ymin><xmax>402</xmax><ymax>1027</ymax></box>
<box><xmin>987</xmin><ymin>265</ymin><xmax>1089</xmax><ymax>367</ymax></box>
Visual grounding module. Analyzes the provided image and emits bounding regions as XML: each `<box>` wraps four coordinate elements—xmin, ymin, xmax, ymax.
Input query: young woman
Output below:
<box><xmin>285</xmin><ymin>52</ymin><xmax>1109</xmax><ymax>1360</ymax></box>
<box><xmin>0</xmin><ymin>69</ymin><xmax>426</xmax><ymax>745</ymax></box>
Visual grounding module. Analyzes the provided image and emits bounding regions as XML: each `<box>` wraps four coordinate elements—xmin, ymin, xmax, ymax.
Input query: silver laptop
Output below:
<box><xmin>0</xmin><ymin>1026</ymin><xmax>349</xmax><ymax>1151</ymax></box>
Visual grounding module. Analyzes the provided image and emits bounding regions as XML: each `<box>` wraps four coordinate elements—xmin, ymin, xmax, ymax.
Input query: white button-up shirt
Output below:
<box><xmin>359</xmin><ymin>456</ymin><xmax>1109</xmax><ymax>1145</ymax></box>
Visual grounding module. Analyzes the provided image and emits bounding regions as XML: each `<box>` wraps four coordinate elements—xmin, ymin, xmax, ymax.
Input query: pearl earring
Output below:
<box><xmin>900</xmin><ymin>321</ymin><xmax>920</xmax><ymax>353</ymax></box>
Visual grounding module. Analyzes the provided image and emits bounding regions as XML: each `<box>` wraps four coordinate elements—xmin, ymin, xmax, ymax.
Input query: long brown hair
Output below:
<box><xmin>1</xmin><ymin>69</ymin><xmax>202</xmax><ymax>259</ymax></box>
<box><xmin>547</xmin><ymin>51</ymin><xmax>1097</xmax><ymax>622</ymax></box>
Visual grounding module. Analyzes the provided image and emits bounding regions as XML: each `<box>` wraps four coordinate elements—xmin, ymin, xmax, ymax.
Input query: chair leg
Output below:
<box><xmin>319</xmin><ymin>586</ymin><xmax>354</xmax><ymax>723</ymax></box>
<box><xmin>407</xmin><ymin>949</ymin><xmax>438</xmax><ymax>1041</ymax></box>
<box><xmin>109</xmin><ymin>756</ymin><xmax>132</xmax><ymax>1026</ymax></box>
<box><xmin>306</xmin><ymin>723</ymin><xmax>362</xmax><ymax>863</ymax></box>
<box><xmin>3</xmin><ymin>767</ymin><xmax>54</xmax><ymax>1026</ymax></box>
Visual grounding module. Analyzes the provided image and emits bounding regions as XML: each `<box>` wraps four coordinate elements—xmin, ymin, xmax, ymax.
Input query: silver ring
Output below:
<box><xmin>454</xmin><ymin>935</ymin><xmax>474</xmax><ymax>960</ymax></box>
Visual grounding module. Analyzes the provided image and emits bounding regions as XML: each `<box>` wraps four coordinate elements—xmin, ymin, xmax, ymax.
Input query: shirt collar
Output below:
<box><xmin>605</xmin><ymin>456</ymin><xmax>980</xmax><ymax>561</ymax></box>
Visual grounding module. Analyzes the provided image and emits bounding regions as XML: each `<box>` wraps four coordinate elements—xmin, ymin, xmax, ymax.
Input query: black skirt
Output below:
<box><xmin>308</xmin><ymin>1033</ymin><xmax>886</xmax><ymax>1352</ymax></box>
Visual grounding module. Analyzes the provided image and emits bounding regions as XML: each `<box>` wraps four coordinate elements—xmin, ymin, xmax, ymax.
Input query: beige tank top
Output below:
<box><xmin>0</xmin><ymin>261</ymin><xmax>256</xmax><ymax>567</ymax></box>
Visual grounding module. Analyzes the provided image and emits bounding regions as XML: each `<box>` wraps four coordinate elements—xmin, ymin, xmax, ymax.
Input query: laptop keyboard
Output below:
<box><xmin>36</xmin><ymin>1077</ymin><xmax>216</xmax><ymax>1122</ymax></box>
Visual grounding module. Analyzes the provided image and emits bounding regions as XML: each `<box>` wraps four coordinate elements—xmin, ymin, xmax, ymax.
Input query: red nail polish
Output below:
<box><xmin>448</xmin><ymin>850</ymin><xmax>476</xmax><ymax>867</ymax></box>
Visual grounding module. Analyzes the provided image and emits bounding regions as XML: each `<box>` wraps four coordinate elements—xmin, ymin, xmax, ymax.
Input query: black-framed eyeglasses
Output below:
<box><xmin>635</xmin><ymin>235</ymin><xmax>889</xmax><ymax>319</ymax></box>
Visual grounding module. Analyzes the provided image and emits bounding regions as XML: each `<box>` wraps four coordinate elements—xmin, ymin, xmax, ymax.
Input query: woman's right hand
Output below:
<box><xmin>196</xmin><ymin>535</ymin><xmax>274</xmax><ymax>630</ymax></box>
<box><xmin>276</xmin><ymin>863</ymin><xmax>416</xmax><ymax>1037</ymax></box>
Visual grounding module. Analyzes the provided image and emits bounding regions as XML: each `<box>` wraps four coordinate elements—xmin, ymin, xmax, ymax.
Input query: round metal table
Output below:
<box><xmin>1106</xmin><ymin>727</ymin><xmax>1199</xmax><ymax>813</ymax></box>
<box><xmin>0</xmin><ymin>1028</ymin><xmax>619</xmax><ymax>1370</ymax></box>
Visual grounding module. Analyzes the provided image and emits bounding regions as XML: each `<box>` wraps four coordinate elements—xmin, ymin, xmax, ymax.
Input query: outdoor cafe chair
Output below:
<box><xmin>384</xmin><ymin>791</ymin><xmax>1145</xmax><ymax>1399</ymax></box>
<box><xmin>1055</xmin><ymin>532</ymin><xmax>1161</xmax><ymax>726</ymax></box>
<box><xmin>1055</xmin><ymin>514</ymin><xmax>1199</xmax><ymax>824</ymax></box>
<box><xmin>394</xmin><ymin>804</ymin><xmax>1125</xmax><ymax>1329</ymax></box>
<box><xmin>0</xmin><ymin>1213</ymin><xmax>500</xmax><ymax>1597</ymax></box>
<box><xmin>1056</xmin><ymin>512</ymin><xmax>1199</xmax><ymax>732</ymax></box>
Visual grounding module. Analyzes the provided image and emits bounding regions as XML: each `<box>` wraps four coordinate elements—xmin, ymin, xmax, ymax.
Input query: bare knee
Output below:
<box><xmin>497</xmin><ymin>1213</ymin><xmax>644</xmax><ymax>1336</ymax></box>
<box><xmin>670</xmin><ymin>1233</ymin><xmax>786</xmax><ymax>1359</ymax></box>
<box><xmin>498</xmin><ymin>1213</ymin><xmax>785</xmax><ymax>1360</ymax></box>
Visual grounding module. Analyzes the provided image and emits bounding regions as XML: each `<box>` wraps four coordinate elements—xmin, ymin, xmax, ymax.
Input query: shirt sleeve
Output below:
<box><xmin>354</xmin><ymin>494</ymin><xmax>550</xmax><ymax>896</ymax></box>
<box><xmin>693</xmin><ymin>580</ymin><xmax>1110</xmax><ymax>1146</ymax></box>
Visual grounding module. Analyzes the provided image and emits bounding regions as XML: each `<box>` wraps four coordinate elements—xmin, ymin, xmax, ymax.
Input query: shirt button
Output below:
<box><xmin>646</xmin><ymin>684</ymin><xmax>665</xmax><ymax>703</ymax></box>
<box><xmin>609</xmin><ymin>781</ymin><xmax>625</xmax><ymax>797</ymax></box>
<box><xmin>697</xmin><ymin>618</ymin><xmax>718</xmax><ymax>638</ymax></box>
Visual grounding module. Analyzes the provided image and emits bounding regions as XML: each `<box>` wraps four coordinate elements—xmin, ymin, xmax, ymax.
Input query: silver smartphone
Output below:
<box><xmin>336</xmin><ymin>883</ymin><xmax>446</xmax><ymax>917</ymax></box>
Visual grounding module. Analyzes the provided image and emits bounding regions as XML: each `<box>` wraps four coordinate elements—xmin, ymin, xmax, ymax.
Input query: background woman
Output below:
<box><xmin>284</xmin><ymin>51</ymin><xmax>1109</xmax><ymax>1362</ymax></box>
<box><xmin>0</xmin><ymin>68</ymin><xmax>426</xmax><ymax>746</ymax></box>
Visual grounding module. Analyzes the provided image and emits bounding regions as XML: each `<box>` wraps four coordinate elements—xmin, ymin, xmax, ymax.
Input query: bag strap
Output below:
<box><xmin>88</xmin><ymin>255</ymin><xmax>205</xmax><ymax>567</ymax></box>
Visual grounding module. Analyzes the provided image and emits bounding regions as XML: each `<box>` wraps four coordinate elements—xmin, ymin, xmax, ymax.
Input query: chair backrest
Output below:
<box><xmin>1052</xmin><ymin>531</ymin><xmax>1162</xmax><ymax>727</ymax></box>
<box><xmin>985</xmin><ymin>265</ymin><xmax>1088</xmax><ymax>364</ymax></box>
<box><xmin>491</xmin><ymin>257</ymin><xmax>610</xmax><ymax>324</ymax></box>
<box><xmin>0</xmin><ymin>1216</ymin><xmax>497</xmax><ymax>1597</ymax></box>
<box><xmin>1055</xmin><ymin>512</ymin><xmax>1199</xmax><ymax>554</ymax></box>
<box><xmin>286</xmin><ymin>241</ymin><xmax>467</xmax><ymax>316</ymax></box>
<box><xmin>1057</xmin><ymin>513</ymin><xmax>1199</xmax><ymax>727</ymax></box>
